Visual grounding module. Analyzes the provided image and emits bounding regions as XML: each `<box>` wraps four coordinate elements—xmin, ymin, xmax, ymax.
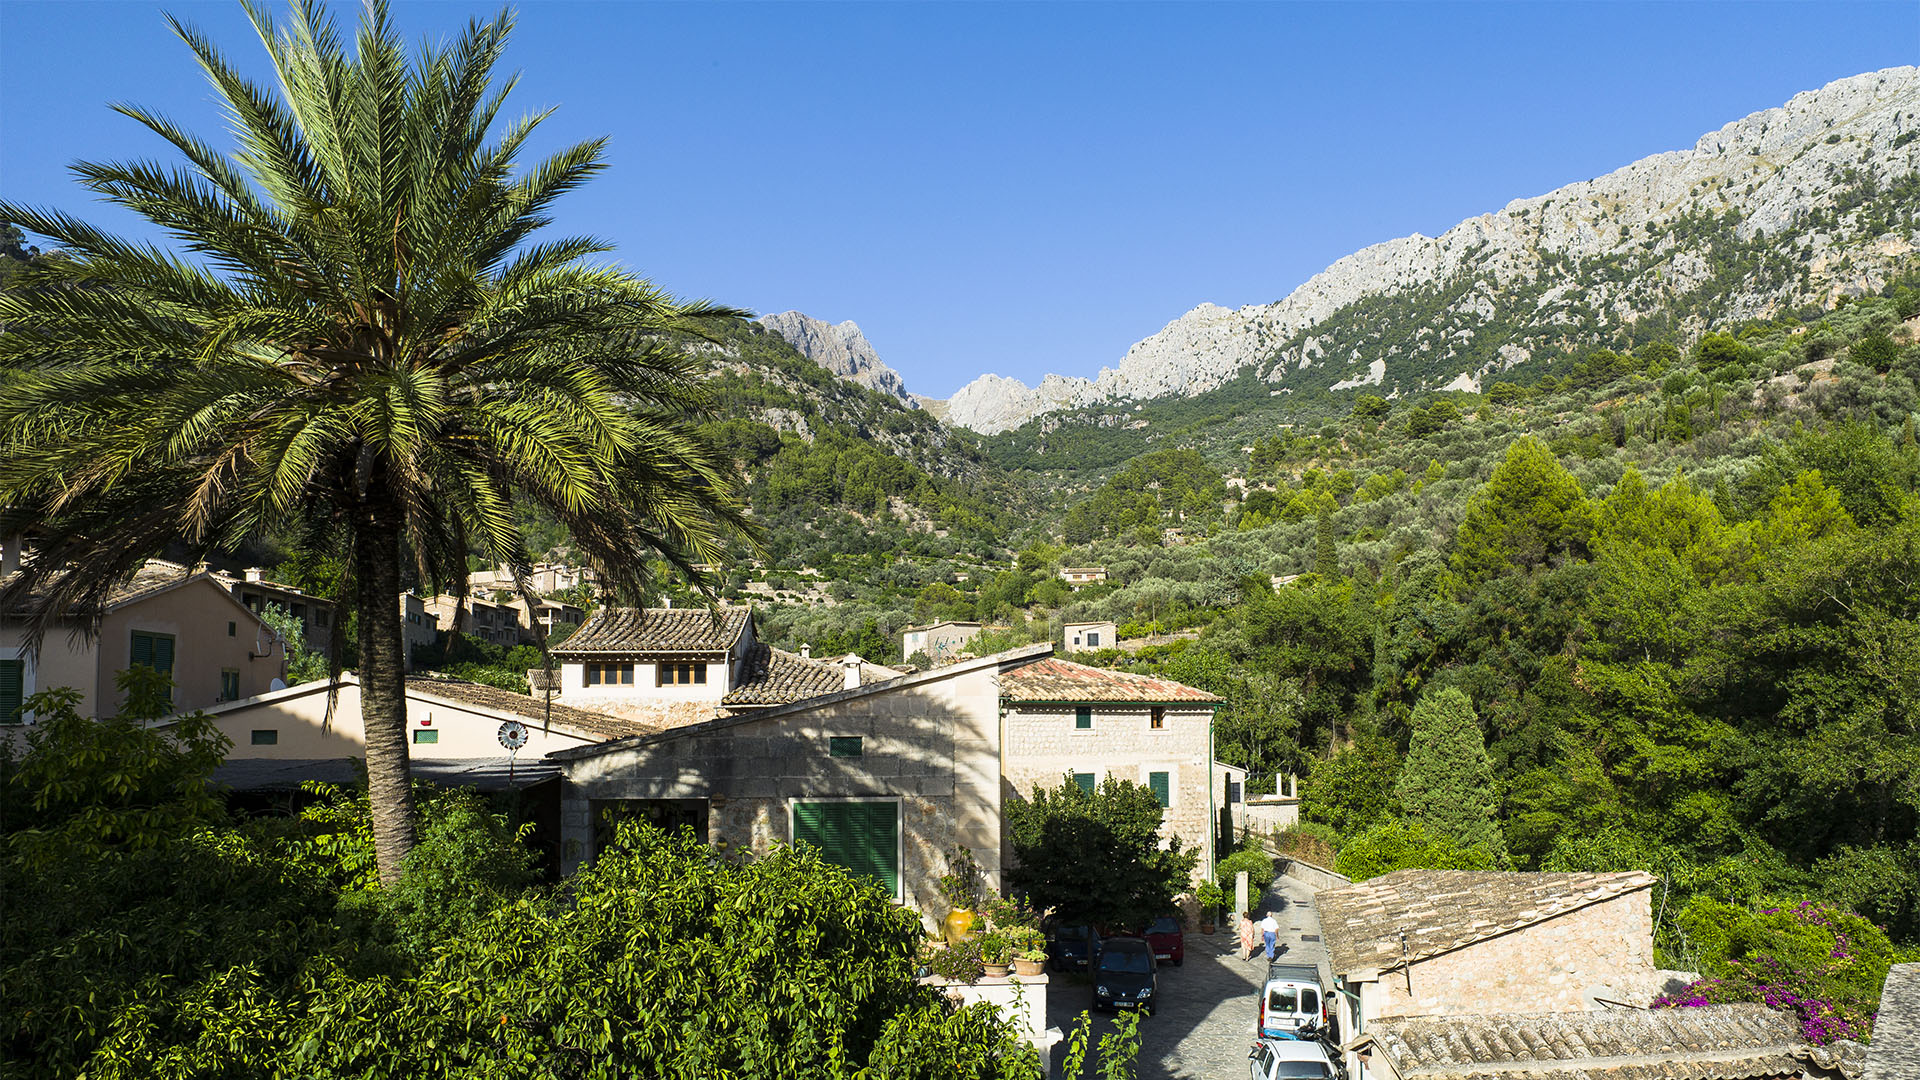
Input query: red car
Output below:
<box><xmin>1144</xmin><ymin>916</ymin><xmax>1184</xmax><ymax>966</ymax></box>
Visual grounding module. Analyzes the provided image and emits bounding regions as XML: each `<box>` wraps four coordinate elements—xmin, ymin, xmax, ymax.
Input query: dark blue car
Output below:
<box><xmin>1049</xmin><ymin>924</ymin><xmax>1098</xmax><ymax>972</ymax></box>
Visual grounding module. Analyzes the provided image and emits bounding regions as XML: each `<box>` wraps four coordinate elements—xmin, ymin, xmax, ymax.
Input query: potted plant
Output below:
<box><xmin>1011</xmin><ymin>927</ymin><xmax>1048</xmax><ymax>976</ymax></box>
<box><xmin>937</xmin><ymin>846</ymin><xmax>984</xmax><ymax>946</ymax></box>
<box><xmin>1196</xmin><ymin>881</ymin><xmax>1225</xmax><ymax>934</ymax></box>
<box><xmin>979</xmin><ymin>931</ymin><xmax>1012</xmax><ymax>977</ymax></box>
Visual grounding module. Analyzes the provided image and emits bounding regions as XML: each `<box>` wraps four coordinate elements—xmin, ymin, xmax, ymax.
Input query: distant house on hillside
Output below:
<box><xmin>213</xmin><ymin>567</ymin><xmax>336</xmax><ymax>656</ymax></box>
<box><xmin>1061</xmin><ymin>620</ymin><xmax>1117</xmax><ymax>653</ymax></box>
<box><xmin>1058</xmin><ymin>567</ymin><xmax>1108</xmax><ymax>587</ymax></box>
<box><xmin>2</xmin><ymin>558</ymin><xmax>287</xmax><ymax>727</ymax></box>
<box><xmin>423</xmin><ymin>593</ymin><xmax>521</xmax><ymax>648</ymax></box>
<box><xmin>900</xmin><ymin>620</ymin><xmax>982</xmax><ymax>663</ymax></box>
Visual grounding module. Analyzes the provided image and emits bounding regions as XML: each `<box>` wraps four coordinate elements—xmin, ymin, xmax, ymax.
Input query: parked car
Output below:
<box><xmin>1048</xmin><ymin>923</ymin><xmax>1098</xmax><ymax>972</ymax></box>
<box><xmin>1259</xmin><ymin>962</ymin><xmax>1325</xmax><ymax>1039</ymax></box>
<box><xmin>1144</xmin><ymin>915</ymin><xmax>1184</xmax><ymax>966</ymax></box>
<box><xmin>1248</xmin><ymin>1037</ymin><xmax>1337</xmax><ymax>1080</ymax></box>
<box><xmin>1091</xmin><ymin>937</ymin><xmax>1156</xmax><ymax>1012</ymax></box>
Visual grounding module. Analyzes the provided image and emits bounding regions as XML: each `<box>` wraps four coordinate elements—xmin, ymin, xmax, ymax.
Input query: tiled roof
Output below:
<box><xmin>999</xmin><ymin>657</ymin><xmax>1221</xmax><ymax>704</ymax></box>
<box><xmin>1318</xmin><ymin>869</ymin><xmax>1657</xmax><ymax>976</ymax></box>
<box><xmin>1867</xmin><ymin>963</ymin><xmax>1920</xmax><ymax>1080</ymax></box>
<box><xmin>721</xmin><ymin>645</ymin><xmax>900</xmax><ymax>707</ymax></box>
<box><xmin>553</xmin><ymin>606</ymin><xmax>750</xmax><ymax>656</ymax></box>
<box><xmin>1356</xmin><ymin>1005</ymin><xmax>1864</xmax><ymax>1080</ymax></box>
<box><xmin>405</xmin><ymin>676</ymin><xmax>659</xmax><ymax>742</ymax></box>
<box><xmin>4</xmin><ymin>559</ymin><xmax>259</xmax><ymax>617</ymax></box>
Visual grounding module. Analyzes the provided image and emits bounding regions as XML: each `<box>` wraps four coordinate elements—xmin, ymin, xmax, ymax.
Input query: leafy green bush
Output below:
<box><xmin>1333</xmin><ymin>818</ymin><xmax>1500</xmax><ymax>881</ymax></box>
<box><xmin>1216</xmin><ymin>846</ymin><xmax>1276</xmax><ymax>889</ymax></box>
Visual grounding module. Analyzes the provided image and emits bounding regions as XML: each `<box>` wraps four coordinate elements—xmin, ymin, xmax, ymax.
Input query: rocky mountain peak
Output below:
<box><xmin>757</xmin><ymin>311</ymin><xmax>915</xmax><ymax>405</ymax></box>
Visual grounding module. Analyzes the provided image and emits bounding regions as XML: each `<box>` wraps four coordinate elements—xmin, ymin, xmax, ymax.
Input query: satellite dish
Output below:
<box><xmin>269</xmin><ymin>677</ymin><xmax>287</xmax><ymax>691</ymax></box>
<box><xmin>498</xmin><ymin>720</ymin><xmax>529</xmax><ymax>750</ymax></box>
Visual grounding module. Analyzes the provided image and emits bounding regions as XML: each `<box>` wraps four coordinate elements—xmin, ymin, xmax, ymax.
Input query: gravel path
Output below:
<box><xmin>1047</xmin><ymin>874</ymin><xmax>1330</xmax><ymax>1078</ymax></box>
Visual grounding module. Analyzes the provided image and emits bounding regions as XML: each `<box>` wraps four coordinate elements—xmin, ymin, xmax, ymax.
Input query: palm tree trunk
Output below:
<box><xmin>355</xmin><ymin>502</ymin><xmax>417</xmax><ymax>885</ymax></box>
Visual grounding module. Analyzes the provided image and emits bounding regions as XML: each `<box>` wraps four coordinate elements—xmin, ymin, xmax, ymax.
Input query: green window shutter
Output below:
<box><xmin>1073</xmin><ymin>772</ymin><xmax>1096</xmax><ymax>794</ymax></box>
<box><xmin>0</xmin><ymin>659</ymin><xmax>23</xmax><ymax>724</ymax></box>
<box><xmin>1075</xmin><ymin>706</ymin><xmax>1092</xmax><ymax>729</ymax></box>
<box><xmin>794</xmin><ymin>801</ymin><xmax>898</xmax><ymax>898</ymax></box>
<box><xmin>130</xmin><ymin>632</ymin><xmax>152</xmax><ymax>670</ymax></box>
<box><xmin>1149</xmin><ymin>771</ymin><xmax>1170</xmax><ymax>808</ymax></box>
<box><xmin>153</xmin><ymin>635</ymin><xmax>173</xmax><ymax>674</ymax></box>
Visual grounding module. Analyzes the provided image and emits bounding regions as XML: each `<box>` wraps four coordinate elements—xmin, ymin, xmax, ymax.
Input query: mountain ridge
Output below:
<box><xmin>944</xmin><ymin>66</ymin><xmax>1920</xmax><ymax>433</ymax></box>
<box><xmin>756</xmin><ymin>310</ymin><xmax>915</xmax><ymax>405</ymax></box>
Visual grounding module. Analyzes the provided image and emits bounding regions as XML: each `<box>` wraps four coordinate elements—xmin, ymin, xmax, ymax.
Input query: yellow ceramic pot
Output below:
<box><xmin>943</xmin><ymin>908</ymin><xmax>977</xmax><ymax>946</ymax></box>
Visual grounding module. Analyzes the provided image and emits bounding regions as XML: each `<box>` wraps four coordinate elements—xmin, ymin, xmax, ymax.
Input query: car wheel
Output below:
<box><xmin>1174</xmin><ymin>956</ymin><xmax>1183</xmax><ymax>966</ymax></box>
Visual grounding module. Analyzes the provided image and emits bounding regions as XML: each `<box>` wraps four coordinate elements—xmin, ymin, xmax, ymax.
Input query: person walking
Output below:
<box><xmin>1238</xmin><ymin>910</ymin><xmax>1259</xmax><ymax>960</ymax></box>
<box><xmin>1259</xmin><ymin>910</ymin><xmax>1280</xmax><ymax>962</ymax></box>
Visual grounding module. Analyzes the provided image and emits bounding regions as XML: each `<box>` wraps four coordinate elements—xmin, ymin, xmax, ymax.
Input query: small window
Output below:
<box><xmin>250</xmin><ymin>729</ymin><xmax>278</xmax><ymax>745</ymax></box>
<box><xmin>412</xmin><ymin>729</ymin><xmax>439</xmax><ymax>744</ymax></box>
<box><xmin>1149</xmin><ymin>771</ymin><xmax>1170</xmax><ymax>808</ymax></box>
<box><xmin>220</xmin><ymin>669</ymin><xmax>241</xmax><ymax>701</ymax></box>
<box><xmin>315</xmin><ymin>611</ymin><xmax>328</xmax><ymax>626</ymax></box>
<box><xmin>1072</xmin><ymin>772</ymin><xmax>1096</xmax><ymax>794</ymax></box>
<box><xmin>1228</xmin><ymin>780</ymin><xmax>1243</xmax><ymax>804</ymax></box>
<box><xmin>0</xmin><ymin>658</ymin><xmax>25</xmax><ymax>725</ymax></box>
<box><xmin>1086</xmin><ymin>632</ymin><xmax>1100</xmax><ymax>647</ymax></box>
<box><xmin>291</xmin><ymin>603</ymin><xmax>306</xmax><ymax>619</ymax></box>
<box><xmin>1150</xmin><ymin>706</ymin><xmax>1165</xmax><ymax>729</ymax></box>
<box><xmin>1075</xmin><ymin>706</ymin><xmax>1092</xmax><ymax>730</ymax></box>
<box><xmin>828</xmin><ymin>736</ymin><xmax>863</xmax><ymax>758</ymax></box>
<box><xmin>227</xmin><ymin>621</ymin><xmax>237</xmax><ymax>637</ymax></box>
<box><xmin>659</xmin><ymin>662</ymin><xmax>707</xmax><ymax>686</ymax></box>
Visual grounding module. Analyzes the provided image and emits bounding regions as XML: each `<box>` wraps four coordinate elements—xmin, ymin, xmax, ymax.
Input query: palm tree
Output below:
<box><xmin>0</xmin><ymin>0</ymin><xmax>754</xmax><ymax>883</ymax></box>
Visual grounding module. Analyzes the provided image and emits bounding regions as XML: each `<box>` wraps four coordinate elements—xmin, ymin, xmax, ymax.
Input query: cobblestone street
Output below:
<box><xmin>1048</xmin><ymin>874</ymin><xmax>1331</xmax><ymax>1078</ymax></box>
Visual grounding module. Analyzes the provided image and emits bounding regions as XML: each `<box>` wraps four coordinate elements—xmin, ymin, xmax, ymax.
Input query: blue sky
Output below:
<box><xmin>2</xmin><ymin>2</ymin><xmax>1914</xmax><ymax>398</ymax></box>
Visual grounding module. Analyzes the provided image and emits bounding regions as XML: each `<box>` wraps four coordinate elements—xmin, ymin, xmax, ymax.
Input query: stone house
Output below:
<box><xmin>1061</xmin><ymin>620</ymin><xmax>1118</xmax><ymax>653</ymax></box>
<box><xmin>423</xmin><ymin>593</ymin><xmax>521</xmax><ymax>648</ymax></box>
<box><xmin>546</xmin><ymin>644</ymin><xmax>1226</xmax><ymax>923</ymax></box>
<box><xmin>2</xmin><ymin>558</ymin><xmax>288</xmax><ymax>729</ymax></box>
<box><xmin>400</xmin><ymin>592</ymin><xmax>437</xmax><ymax>669</ymax></box>
<box><xmin>214</xmin><ymin>567</ymin><xmax>336</xmax><ymax>656</ymax></box>
<box><xmin>900</xmin><ymin>620</ymin><xmax>981</xmax><ymax>663</ymax></box>
<box><xmin>1348</xmin><ymin>1004</ymin><xmax>1863</xmax><ymax>1080</ymax></box>
<box><xmin>1058</xmin><ymin>567</ymin><xmax>1108</xmax><ymax>587</ymax></box>
<box><xmin>997</xmin><ymin>657</ymin><xmax>1222</xmax><ymax>884</ymax></box>
<box><xmin>499</xmin><ymin>595</ymin><xmax>587</xmax><ymax>644</ymax></box>
<box><xmin>546</xmin><ymin>606</ymin><xmax>895</xmax><ymax>730</ymax></box>
<box><xmin>1317</xmin><ymin>869</ymin><xmax>1661</xmax><ymax>1079</ymax></box>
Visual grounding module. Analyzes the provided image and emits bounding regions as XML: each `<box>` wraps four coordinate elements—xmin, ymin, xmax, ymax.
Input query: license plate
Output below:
<box><xmin>1155</xmin><ymin>952</ymin><xmax>1171</xmax><ymax>959</ymax></box>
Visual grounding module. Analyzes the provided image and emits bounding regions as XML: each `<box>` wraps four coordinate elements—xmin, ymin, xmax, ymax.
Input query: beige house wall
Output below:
<box><xmin>197</xmin><ymin>680</ymin><xmax>599</xmax><ymax>761</ymax></box>
<box><xmin>1363</xmin><ymin>888</ymin><xmax>1656</xmax><ymax>1021</ymax></box>
<box><xmin>1062</xmin><ymin>622</ymin><xmax>1118</xmax><ymax>652</ymax></box>
<box><xmin>2</xmin><ymin>577</ymin><xmax>282</xmax><ymax>728</ymax></box>
<box><xmin>1000</xmin><ymin>702</ymin><xmax>1214</xmax><ymax>881</ymax></box>
<box><xmin>558</xmin><ymin>662</ymin><xmax>1005</xmax><ymax>924</ymax></box>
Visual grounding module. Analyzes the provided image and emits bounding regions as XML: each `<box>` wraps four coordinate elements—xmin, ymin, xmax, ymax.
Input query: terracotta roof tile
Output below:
<box><xmin>4</xmin><ymin>558</ymin><xmax>225</xmax><ymax>613</ymax></box>
<box><xmin>404</xmin><ymin>676</ymin><xmax>658</xmax><ymax>742</ymax></box>
<box><xmin>1357</xmin><ymin>1005</ymin><xmax>1864</xmax><ymax>1080</ymax></box>
<box><xmin>1319</xmin><ymin>869</ymin><xmax>1657</xmax><ymax>976</ymax></box>
<box><xmin>721</xmin><ymin>645</ymin><xmax>900</xmax><ymax>707</ymax></box>
<box><xmin>999</xmin><ymin>656</ymin><xmax>1221</xmax><ymax>704</ymax></box>
<box><xmin>553</xmin><ymin>607</ymin><xmax>750</xmax><ymax>656</ymax></box>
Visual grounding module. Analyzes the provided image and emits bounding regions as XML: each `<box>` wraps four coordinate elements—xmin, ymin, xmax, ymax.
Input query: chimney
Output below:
<box><xmin>1</xmin><ymin>536</ymin><xmax>17</xmax><ymax>577</ymax></box>
<box><xmin>800</xmin><ymin>643</ymin><xmax>811</xmax><ymax>660</ymax></box>
<box><xmin>662</xmin><ymin>597</ymin><xmax>672</xmax><ymax>609</ymax></box>
<box><xmin>841</xmin><ymin>655</ymin><xmax>862</xmax><ymax>691</ymax></box>
<box><xmin>244</xmin><ymin>567</ymin><xmax>265</xmax><ymax>583</ymax></box>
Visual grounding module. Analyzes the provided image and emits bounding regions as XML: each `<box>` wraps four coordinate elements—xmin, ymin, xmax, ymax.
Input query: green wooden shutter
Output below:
<box><xmin>0</xmin><ymin>659</ymin><xmax>23</xmax><ymax>724</ymax></box>
<box><xmin>1149</xmin><ymin>771</ymin><xmax>1170</xmax><ymax>808</ymax></box>
<box><xmin>1075</xmin><ymin>706</ymin><xmax>1092</xmax><ymax>729</ymax></box>
<box><xmin>794</xmin><ymin>801</ymin><xmax>898</xmax><ymax>898</ymax></box>
<box><xmin>130</xmin><ymin>632</ymin><xmax>153</xmax><ymax>670</ymax></box>
<box><xmin>1073</xmin><ymin>772</ymin><xmax>1096</xmax><ymax>794</ymax></box>
<box><xmin>153</xmin><ymin>635</ymin><xmax>173</xmax><ymax>674</ymax></box>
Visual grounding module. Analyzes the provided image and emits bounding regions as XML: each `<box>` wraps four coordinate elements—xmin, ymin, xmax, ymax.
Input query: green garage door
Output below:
<box><xmin>793</xmin><ymin>801</ymin><xmax>899</xmax><ymax>898</ymax></box>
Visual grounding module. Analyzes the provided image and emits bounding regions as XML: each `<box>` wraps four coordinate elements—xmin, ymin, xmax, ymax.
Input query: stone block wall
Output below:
<box><xmin>1371</xmin><ymin>887</ymin><xmax>1656</xmax><ymax>1018</ymax></box>
<box><xmin>556</xmin><ymin>663</ymin><xmax>1004</xmax><ymax>923</ymax></box>
<box><xmin>1001</xmin><ymin>703</ymin><xmax>1214</xmax><ymax>881</ymax></box>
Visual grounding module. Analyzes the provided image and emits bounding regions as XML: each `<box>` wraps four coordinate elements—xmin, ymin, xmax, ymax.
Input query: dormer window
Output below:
<box><xmin>585</xmin><ymin>662</ymin><xmax>633</xmax><ymax>687</ymax></box>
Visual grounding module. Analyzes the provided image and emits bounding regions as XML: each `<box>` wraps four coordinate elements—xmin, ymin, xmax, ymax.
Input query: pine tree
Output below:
<box><xmin>1394</xmin><ymin>687</ymin><xmax>1506</xmax><ymax>858</ymax></box>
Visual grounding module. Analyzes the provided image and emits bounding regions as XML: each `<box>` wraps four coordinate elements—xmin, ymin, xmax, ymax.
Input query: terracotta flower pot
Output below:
<box><xmin>1012</xmin><ymin>957</ymin><xmax>1045</xmax><ymax>977</ymax></box>
<box><xmin>983</xmin><ymin>962</ymin><xmax>1011</xmax><ymax>978</ymax></box>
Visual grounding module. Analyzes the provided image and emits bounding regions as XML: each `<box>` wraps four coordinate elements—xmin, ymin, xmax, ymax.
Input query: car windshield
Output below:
<box><xmin>1267</xmin><ymin>987</ymin><xmax>1301</xmax><ymax>1013</ymax></box>
<box><xmin>1147</xmin><ymin>917</ymin><xmax>1180</xmax><ymax>934</ymax></box>
<box><xmin>1058</xmin><ymin>926</ymin><xmax>1090</xmax><ymax>942</ymax></box>
<box><xmin>1273</xmin><ymin>1064</ymin><xmax>1332</xmax><ymax>1079</ymax></box>
<box><xmin>1099</xmin><ymin>948</ymin><xmax>1151</xmax><ymax>973</ymax></box>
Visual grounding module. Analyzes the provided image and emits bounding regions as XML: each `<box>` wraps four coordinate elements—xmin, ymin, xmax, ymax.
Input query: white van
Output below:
<box><xmin>1258</xmin><ymin>962</ymin><xmax>1326</xmax><ymax>1040</ymax></box>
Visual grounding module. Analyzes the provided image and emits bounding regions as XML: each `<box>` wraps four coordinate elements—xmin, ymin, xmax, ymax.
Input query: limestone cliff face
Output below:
<box><xmin>757</xmin><ymin>311</ymin><xmax>915</xmax><ymax>404</ymax></box>
<box><xmin>942</xmin><ymin>67</ymin><xmax>1920</xmax><ymax>433</ymax></box>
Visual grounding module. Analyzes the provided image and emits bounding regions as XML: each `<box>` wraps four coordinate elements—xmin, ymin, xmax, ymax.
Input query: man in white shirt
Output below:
<box><xmin>1258</xmin><ymin>911</ymin><xmax>1280</xmax><ymax>961</ymax></box>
